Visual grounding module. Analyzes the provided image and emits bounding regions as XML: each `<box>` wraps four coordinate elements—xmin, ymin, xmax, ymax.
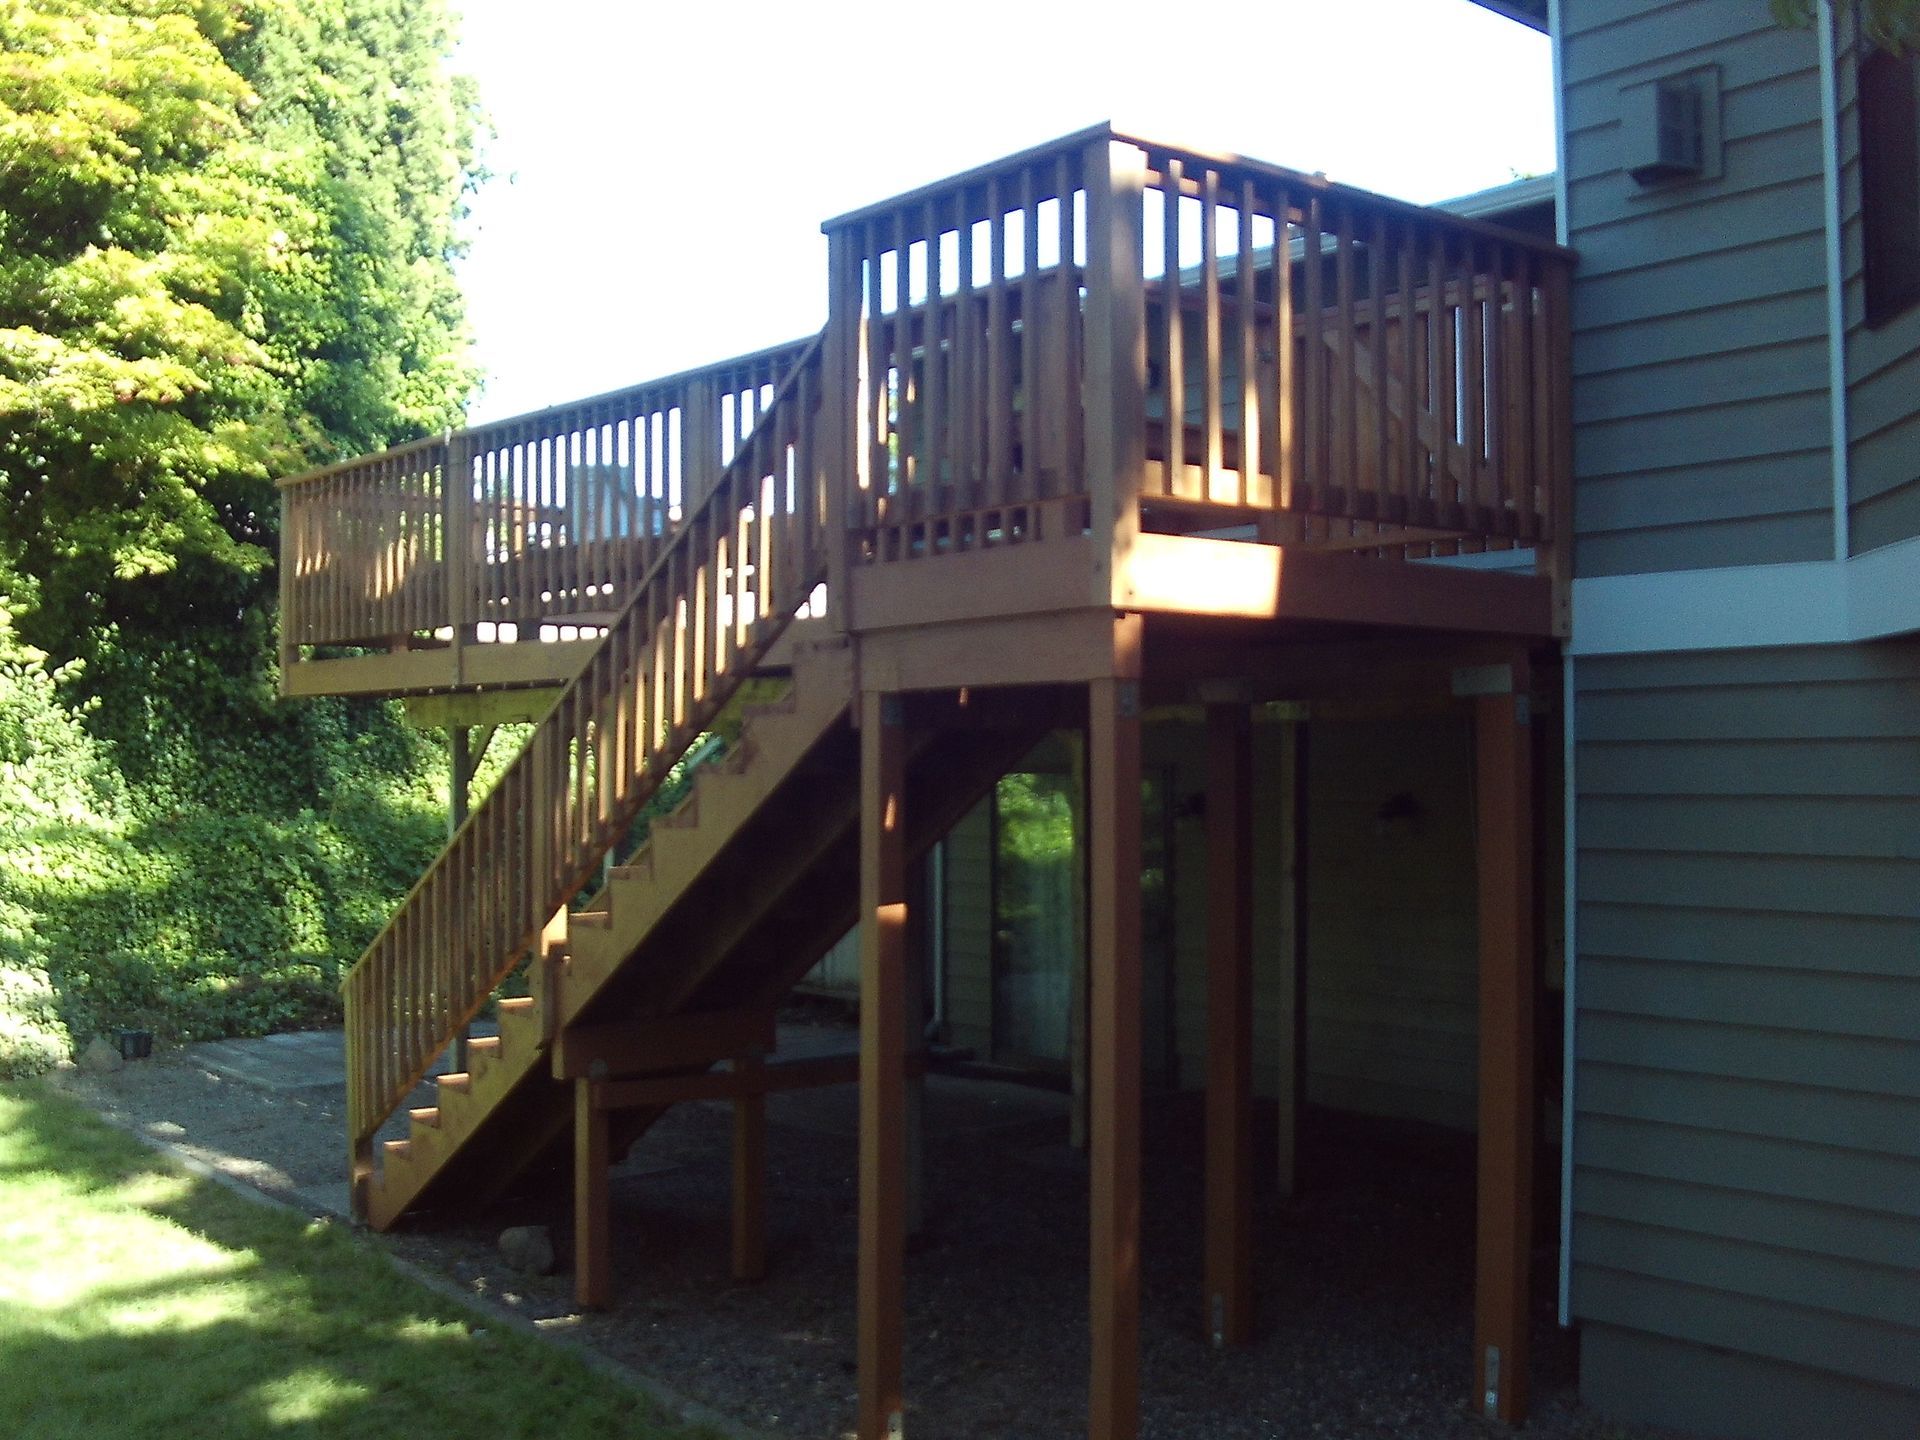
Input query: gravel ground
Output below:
<box><xmin>52</xmin><ymin>1022</ymin><xmax>1679</xmax><ymax>1440</ymax></box>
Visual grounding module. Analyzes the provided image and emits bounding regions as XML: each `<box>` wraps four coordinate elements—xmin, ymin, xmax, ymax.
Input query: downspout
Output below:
<box><xmin>1818</xmin><ymin>0</ymin><xmax>1853</xmax><ymax>563</ymax></box>
<box><xmin>1547</xmin><ymin>0</ymin><xmax>1578</xmax><ymax>1332</ymax></box>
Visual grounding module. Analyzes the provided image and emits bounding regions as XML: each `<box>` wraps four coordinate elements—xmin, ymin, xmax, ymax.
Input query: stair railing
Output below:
<box><xmin>343</xmin><ymin>336</ymin><xmax>828</xmax><ymax>1196</ymax></box>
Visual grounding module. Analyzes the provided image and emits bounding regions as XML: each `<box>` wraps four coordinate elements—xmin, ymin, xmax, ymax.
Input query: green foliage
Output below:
<box><xmin>1772</xmin><ymin>0</ymin><xmax>1920</xmax><ymax>51</ymax></box>
<box><xmin>0</xmin><ymin>0</ymin><xmax>481</xmax><ymax>1071</ymax></box>
<box><xmin>0</xmin><ymin>582</ymin><xmax>448</xmax><ymax>1067</ymax></box>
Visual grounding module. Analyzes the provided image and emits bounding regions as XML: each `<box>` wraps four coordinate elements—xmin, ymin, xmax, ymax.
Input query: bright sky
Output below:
<box><xmin>451</xmin><ymin>0</ymin><xmax>1554</xmax><ymax>424</ymax></box>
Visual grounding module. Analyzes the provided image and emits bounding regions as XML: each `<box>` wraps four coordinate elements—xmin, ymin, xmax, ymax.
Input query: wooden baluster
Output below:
<box><xmin>1302</xmin><ymin>192</ymin><xmax>1324</xmax><ymax>514</ymax></box>
<box><xmin>1201</xmin><ymin>167</ymin><xmax>1223</xmax><ymax>505</ymax></box>
<box><xmin>986</xmin><ymin>175</ymin><xmax>1010</xmax><ymax>509</ymax></box>
<box><xmin>1162</xmin><ymin>157</ymin><xmax>1185</xmax><ymax>499</ymax></box>
<box><xmin>1431</xmin><ymin>226</ymin><xmax>1455</xmax><ymax>533</ymax></box>
<box><xmin>1399</xmin><ymin>220</ymin><xmax>1421</xmax><ymax>534</ymax></box>
<box><xmin>865</xmin><ymin>224</ymin><xmax>888</xmax><ymax>529</ymax></box>
<box><xmin>1334</xmin><ymin>199</ymin><xmax>1358</xmax><ymax>527</ymax></box>
<box><xmin>1021</xmin><ymin>165</ymin><xmax>1041</xmax><ymax>501</ymax></box>
<box><xmin>1462</xmin><ymin>234</ymin><xmax>1486</xmax><ymax>548</ymax></box>
<box><xmin>1369</xmin><ymin>212</ymin><xmax>1390</xmax><ymax>524</ymax></box>
<box><xmin>1237</xmin><ymin>179</ymin><xmax>1259</xmax><ymax>509</ymax></box>
<box><xmin>954</xmin><ymin>192</ymin><xmax>977</xmax><ymax>510</ymax></box>
<box><xmin>1274</xmin><ymin>183</ymin><xmax>1296</xmax><ymax>519</ymax></box>
<box><xmin>924</xmin><ymin>197</ymin><xmax>946</xmax><ymax>517</ymax></box>
<box><xmin>1060</xmin><ymin>152</ymin><xmax>1084</xmax><ymax>499</ymax></box>
<box><xmin>894</xmin><ymin>209</ymin><xmax>914</xmax><ymax>521</ymax></box>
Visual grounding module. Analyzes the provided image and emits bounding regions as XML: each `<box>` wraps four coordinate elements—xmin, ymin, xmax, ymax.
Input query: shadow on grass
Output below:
<box><xmin>0</xmin><ymin>1085</ymin><xmax>715</xmax><ymax>1440</ymax></box>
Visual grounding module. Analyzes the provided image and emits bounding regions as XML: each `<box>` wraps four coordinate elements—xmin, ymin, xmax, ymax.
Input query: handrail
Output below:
<box><xmin>342</xmin><ymin>335</ymin><xmax>828</xmax><ymax>1185</ymax></box>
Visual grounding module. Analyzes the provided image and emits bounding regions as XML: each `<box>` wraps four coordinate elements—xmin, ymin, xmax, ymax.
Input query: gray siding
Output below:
<box><xmin>1564</xmin><ymin>0</ymin><xmax>1835</xmax><ymax>576</ymax></box>
<box><xmin>1835</xmin><ymin>14</ymin><xmax>1920</xmax><ymax>555</ymax></box>
<box><xmin>1571</xmin><ymin>640</ymin><xmax>1920</xmax><ymax>1431</ymax></box>
<box><xmin>1158</xmin><ymin>714</ymin><xmax>1481</xmax><ymax>1131</ymax></box>
<box><xmin>940</xmin><ymin>796</ymin><xmax>994</xmax><ymax>1054</ymax></box>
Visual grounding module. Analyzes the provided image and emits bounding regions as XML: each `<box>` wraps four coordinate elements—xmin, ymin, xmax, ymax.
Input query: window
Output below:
<box><xmin>1859</xmin><ymin>43</ymin><xmax>1920</xmax><ymax>327</ymax></box>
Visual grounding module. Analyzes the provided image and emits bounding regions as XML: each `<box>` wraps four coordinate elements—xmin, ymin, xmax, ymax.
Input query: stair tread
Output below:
<box><xmin>360</xmin><ymin>635</ymin><xmax>860</xmax><ymax>1229</ymax></box>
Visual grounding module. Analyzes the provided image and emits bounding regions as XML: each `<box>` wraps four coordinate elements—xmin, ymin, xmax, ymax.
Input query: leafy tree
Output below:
<box><xmin>0</xmin><ymin>0</ymin><xmax>480</xmax><ymax>1064</ymax></box>
<box><xmin>0</xmin><ymin>0</ymin><xmax>479</xmax><ymax>672</ymax></box>
<box><xmin>1773</xmin><ymin>0</ymin><xmax>1920</xmax><ymax>50</ymax></box>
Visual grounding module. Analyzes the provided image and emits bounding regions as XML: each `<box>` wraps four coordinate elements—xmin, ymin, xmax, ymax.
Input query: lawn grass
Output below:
<box><xmin>0</xmin><ymin>1084</ymin><xmax>714</xmax><ymax>1439</ymax></box>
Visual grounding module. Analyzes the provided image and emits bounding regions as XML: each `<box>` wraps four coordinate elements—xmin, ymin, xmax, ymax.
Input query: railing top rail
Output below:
<box><xmin>1112</xmin><ymin>128</ymin><xmax>1577</xmax><ymax>262</ymax></box>
<box><xmin>278</xmin><ymin>330</ymin><xmax>820</xmax><ymax>491</ymax></box>
<box><xmin>275</xmin><ymin>432</ymin><xmax>448</xmax><ymax>491</ymax></box>
<box><xmin>820</xmin><ymin>122</ymin><xmax>1112</xmax><ymax>236</ymax></box>
<box><xmin>819</xmin><ymin>120</ymin><xmax>1574</xmax><ymax>265</ymax></box>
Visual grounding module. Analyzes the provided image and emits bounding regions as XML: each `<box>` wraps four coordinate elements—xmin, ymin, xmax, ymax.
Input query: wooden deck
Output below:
<box><xmin>285</xmin><ymin>126</ymin><xmax>1572</xmax><ymax>1440</ymax></box>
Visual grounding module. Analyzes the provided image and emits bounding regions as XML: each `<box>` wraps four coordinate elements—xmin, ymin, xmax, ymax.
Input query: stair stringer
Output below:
<box><xmin>361</xmin><ymin>635</ymin><xmax>856</xmax><ymax>1230</ymax></box>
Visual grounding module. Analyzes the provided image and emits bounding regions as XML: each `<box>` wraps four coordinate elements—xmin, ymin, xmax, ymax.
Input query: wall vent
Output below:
<box><xmin>1623</xmin><ymin>67</ymin><xmax>1721</xmax><ymax>188</ymax></box>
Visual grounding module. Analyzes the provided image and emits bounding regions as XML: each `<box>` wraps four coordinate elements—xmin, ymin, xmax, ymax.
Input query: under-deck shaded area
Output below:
<box><xmin>399</xmin><ymin>1018</ymin><xmax>1580</xmax><ymax>1440</ymax></box>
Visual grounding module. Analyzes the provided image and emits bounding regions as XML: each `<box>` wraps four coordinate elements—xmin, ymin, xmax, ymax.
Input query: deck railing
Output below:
<box><xmin>1127</xmin><ymin>136</ymin><xmax>1571</xmax><ymax>556</ymax></box>
<box><xmin>820</xmin><ymin>127</ymin><xmax>1573</xmax><ymax>576</ymax></box>
<box><xmin>279</xmin><ymin>337</ymin><xmax>814</xmax><ymax>653</ymax></box>
<box><xmin>824</xmin><ymin>131</ymin><xmax>1094</xmax><ymax>566</ymax></box>
<box><xmin>342</xmin><ymin>336</ymin><xmax>827</xmax><ymax>1193</ymax></box>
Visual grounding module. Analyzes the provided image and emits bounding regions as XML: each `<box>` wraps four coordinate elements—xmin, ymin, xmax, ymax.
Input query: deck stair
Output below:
<box><xmin>344</xmin><ymin>336</ymin><xmax>836</xmax><ymax>1225</ymax></box>
<box><xmin>361</xmin><ymin>638</ymin><xmax>856</xmax><ymax>1228</ymax></box>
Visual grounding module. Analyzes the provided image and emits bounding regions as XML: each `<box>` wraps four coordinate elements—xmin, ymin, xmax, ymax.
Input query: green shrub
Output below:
<box><xmin>0</xmin><ymin>594</ymin><xmax>449</xmax><ymax>1067</ymax></box>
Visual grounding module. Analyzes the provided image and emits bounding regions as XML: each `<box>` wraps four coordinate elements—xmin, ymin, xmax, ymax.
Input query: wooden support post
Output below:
<box><xmin>1088</xmin><ymin>618</ymin><xmax>1144</xmax><ymax>1440</ymax></box>
<box><xmin>1472</xmin><ymin>668</ymin><xmax>1535</xmax><ymax>1425</ymax></box>
<box><xmin>1069</xmin><ymin>728</ymin><xmax>1090</xmax><ymax>1151</ymax></box>
<box><xmin>904</xmin><ymin>853</ymin><xmax>930</xmax><ymax>1240</ymax></box>
<box><xmin>1279</xmin><ymin>717</ymin><xmax>1309</xmax><ymax>1198</ymax></box>
<box><xmin>732</xmin><ymin>1053</ymin><xmax>768</xmax><ymax>1283</ymax></box>
<box><xmin>574</xmin><ymin>1078</ymin><xmax>610</xmax><ymax>1310</ymax></box>
<box><xmin>824</xmin><ymin>228</ymin><xmax>863</xmax><ymax>635</ymax></box>
<box><xmin>1204</xmin><ymin>702</ymin><xmax>1254</xmax><ymax>1347</ymax></box>
<box><xmin>857</xmin><ymin>690</ymin><xmax>909</xmax><ymax>1440</ymax></box>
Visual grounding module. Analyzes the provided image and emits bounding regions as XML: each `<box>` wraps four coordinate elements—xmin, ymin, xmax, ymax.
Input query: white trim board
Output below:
<box><xmin>1570</xmin><ymin>536</ymin><xmax>1920</xmax><ymax>656</ymax></box>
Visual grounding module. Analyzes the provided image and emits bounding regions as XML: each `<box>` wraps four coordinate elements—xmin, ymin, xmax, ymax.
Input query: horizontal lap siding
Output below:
<box><xmin>1300</xmin><ymin>716</ymin><xmax>1479</xmax><ymax>1130</ymax></box>
<box><xmin>1835</xmin><ymin>14</ymin><xmax>1920</xmax><ymax>555</ymax></box>
<box><xmin>1564</xmin><ymin>2</ymin><xmax>1832</xmax><ymax>577</ymax></box>
<box><xmin>940</xmin><ymin>797</ymin><xmax>994</xmax><ymax>1053</ymax></box>
<box><xmin>1571</xmin><ymin>640</ymin><xmax>1920</xmax><ymax>1407</ymax></box>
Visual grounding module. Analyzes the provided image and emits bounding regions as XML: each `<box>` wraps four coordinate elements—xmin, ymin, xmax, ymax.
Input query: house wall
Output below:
<box><xmin>940</xmin><ymin>796</ymin><xmax>994</xmax><ymax>1055</ymax></box>
<box><xmin>1559</xmin><ymin>6</ymin><xmax>1920</xmax><ymax>1435</ymax></box>
<box><xmin>1835</xmin><ymin>14</ymin><xmax>1920</xmax><ymax>555</ymax></box>
<box><xmin>1568</xmin><ymin>640</ymin><xmax>1920</xmax><ymax>1439</ymax></box>
<box><xmin>946</xmin><ymin>714</ymin><xmax>1487</xmax><ymax>1132</ymax></box>
<box><xmin>1563</xmin><ymin>0</ymin><xmax>1835</xmax><ymax>576</ymax></box>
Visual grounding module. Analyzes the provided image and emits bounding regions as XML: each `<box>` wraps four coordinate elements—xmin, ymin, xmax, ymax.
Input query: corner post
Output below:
<box><xmin>1204</xmin><ymin>700</ymin><xmax>1255</xmax><ymax>1346</ymax></box>
<box><xmin>684</xmin><ymin>377</ymin><xmax>722</xmax><ymax>514</ymax></box>
<box><xmin>857</xmin><ymin>690</ymin><xmax>910</xmax><ymax>1439</ymax></box>
<box><xmin>1472</xmin><ymin>656</ymin><xmax>1535</xmax><ymax>1425</ymax></box>
<box><xmin>1081</xmin><ymin>134</ymin><xmax>1149</xmax><ymax>611</ymax></box>
<box><xmin>824</xmin><ymin>226</ymin><xmax>865</xmax><ymax>635</ymax></box>
<box><xmin>443</xmin><ymin>430</ymin><xmax>473</xmax><ymax>686</ymax></box>
<box><xmin>1088</xmin><ymin>616</ymin><xmax>1144</xmax><ymax>1440</ymax></box>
